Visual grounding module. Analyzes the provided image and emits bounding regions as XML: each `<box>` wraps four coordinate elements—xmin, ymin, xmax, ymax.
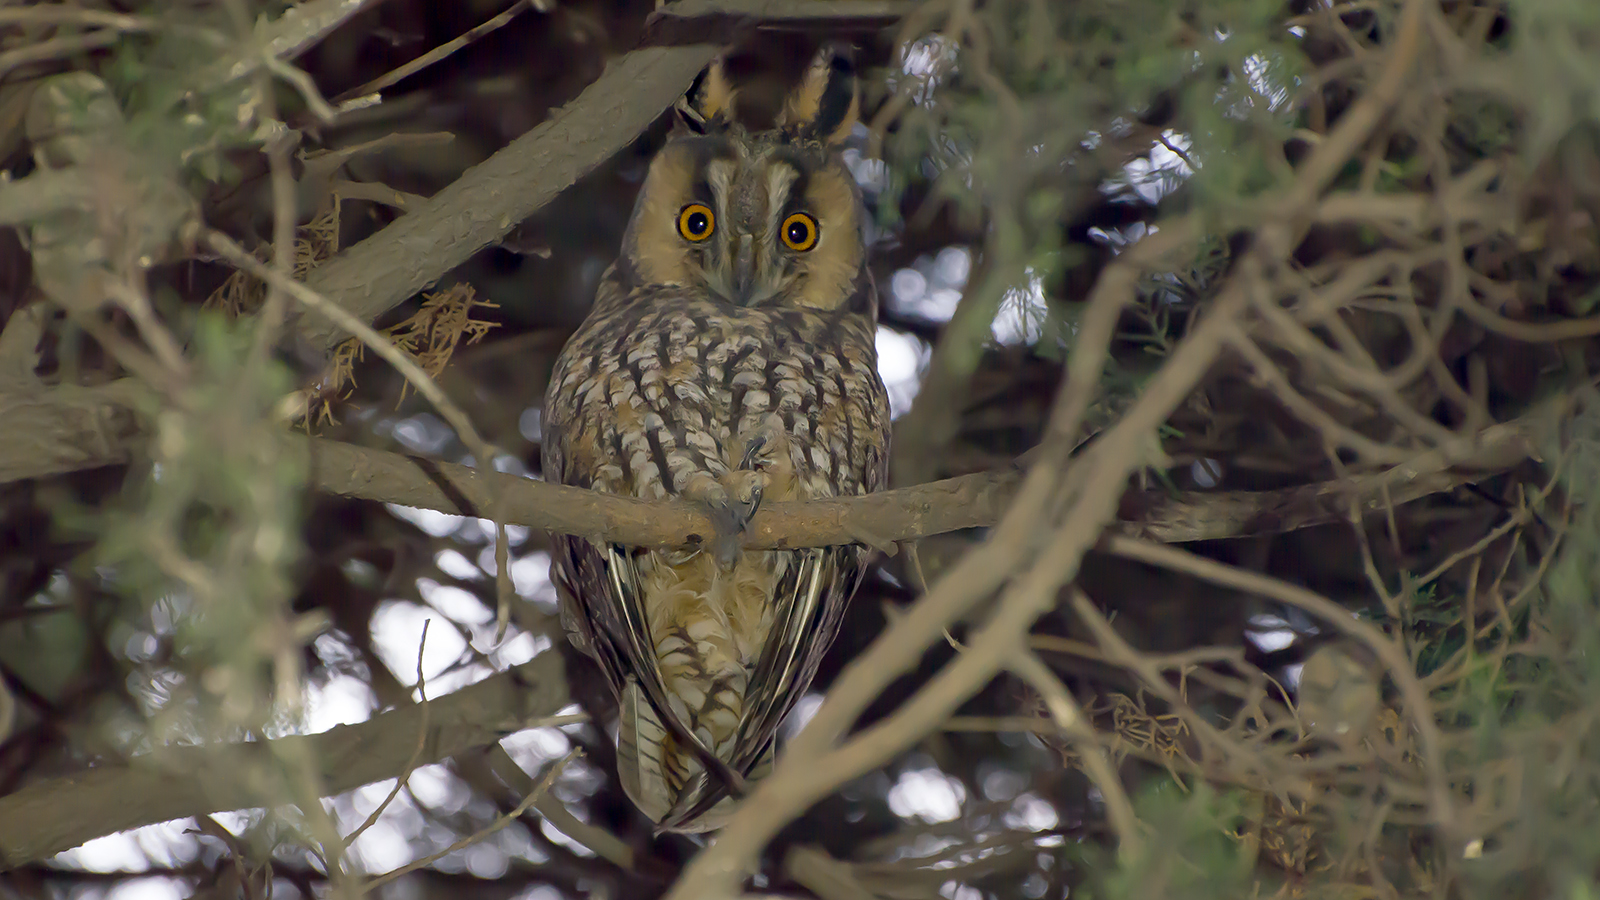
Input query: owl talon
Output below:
<box><xmin>739</xmin><ymin>433</ymin><xmax>769</xmax><ymax>471</ymax></box>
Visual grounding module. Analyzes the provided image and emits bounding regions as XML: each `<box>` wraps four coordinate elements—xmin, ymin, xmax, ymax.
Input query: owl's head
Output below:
<box><xmin>618</xmin><ymin>46</ymin><xmax>869</xmax><ymax>312</ymax></box>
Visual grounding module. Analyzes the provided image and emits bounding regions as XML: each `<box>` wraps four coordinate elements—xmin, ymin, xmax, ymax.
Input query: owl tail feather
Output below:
<box><xmin>616</xmin><ymin>678</ymin><xmax>679</xmax><ymax>825</ymax></box>
<box><xmin>616</xmin><ymin>560</ymin><xmax>763</xmax><ymax>831</ymax></box>
<box><xmin>617</xmin><ymin>677</ymin><xmax>774</xmax><ymax>834</ymax></box>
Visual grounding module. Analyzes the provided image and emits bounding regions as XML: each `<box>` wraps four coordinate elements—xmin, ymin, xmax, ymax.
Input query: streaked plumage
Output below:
<box><xmin>541</xmin><ymin>47</ymin><xmax>890</xmax><ymax>832</ymax></box>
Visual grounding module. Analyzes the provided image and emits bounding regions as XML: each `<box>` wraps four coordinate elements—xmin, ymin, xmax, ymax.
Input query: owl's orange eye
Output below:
<box><xmin>678</xmin><ymin>204</ymin><xmax>715</xmax><ymax>242</ymax></box>
<box><xmin>780</xmin><ymin>212</ymin><xmax>818</xmax><ymax>251</ymax></box>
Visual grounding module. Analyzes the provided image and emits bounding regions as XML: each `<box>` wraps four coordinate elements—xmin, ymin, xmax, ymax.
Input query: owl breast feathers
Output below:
<box><xmin>541</xmin><ymin>47</ymin><xmax>890</xmax><ymax>832</ymax></box>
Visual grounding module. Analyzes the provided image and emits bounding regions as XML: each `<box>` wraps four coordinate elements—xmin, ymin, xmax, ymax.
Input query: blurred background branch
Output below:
<box><xmin>0</xmin><ymin>654</ymin><xmax>566</xmax><ymax>867</ymax></box>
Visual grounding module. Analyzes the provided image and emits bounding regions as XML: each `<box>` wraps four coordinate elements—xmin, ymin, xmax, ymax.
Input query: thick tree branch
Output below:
<box><xmin>0</xmin><ymin>654</ymin><xmax>566</xmax><ymax>869</ymax></box>
<box><xmin>309</xmin><ymin>435</ymin><xmax>1019</xmax><ymax>548</ymax></box>
<box><xmin>295</xmin><ymin>44</ymin><xmax>721</xmax><ymax>350</ymax></box>
<box><xmin>0</xmin><ymin>379</ymin><xmax>1557</xmax><ymax>548</ymax></box>
<box><xmin>0</xmin><ymin>380</ymin><xmax>143</xmax><ymax>483</ymax></box>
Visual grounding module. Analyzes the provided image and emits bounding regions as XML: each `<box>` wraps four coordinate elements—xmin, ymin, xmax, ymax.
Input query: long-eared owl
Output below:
<box><xmin>541</xmin><ymin>47</ymin><xmax>890</xmax><ymax>832</ymax></box>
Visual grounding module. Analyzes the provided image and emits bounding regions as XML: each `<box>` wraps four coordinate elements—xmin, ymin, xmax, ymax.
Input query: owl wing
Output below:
<box><xmin>551</xmin><ymin>530</ymin><xmax>732</xmax><ymax>764</ymax></box>
<box><xmin>541</xmin><ymin>277</ymin><xmax>711</xmax><ymax>774</ymax></box>
<box><xmin>547</xmin><ymin>535</ymin><xmax>650</xmax><ymax>701</ymax></box>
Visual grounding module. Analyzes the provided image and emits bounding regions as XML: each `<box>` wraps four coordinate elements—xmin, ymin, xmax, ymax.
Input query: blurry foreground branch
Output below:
<box><xmin>660</xmin><ymin>0</ymin><xmax>1442</xmax><ymax>890</ymax></box>
<box><xmin>0</xmin><ymin>653</ymin><xmax>566</xmax><ymax>868</ymax></box>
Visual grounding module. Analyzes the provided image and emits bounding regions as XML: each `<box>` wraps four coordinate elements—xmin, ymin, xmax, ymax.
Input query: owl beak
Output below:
<box><xmin>731</xmin><ymin>232</ymin><xmax>756</xmax><ymax>302</ymax></box>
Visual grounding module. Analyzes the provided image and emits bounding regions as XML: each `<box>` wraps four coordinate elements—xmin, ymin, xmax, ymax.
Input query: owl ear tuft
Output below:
<box><xmin>777</xmin><ymin>44</ymin><xmax>859</xmax><ymax>145</ymax></box>
<box><xmin>676</xmin><ymin>57</ymin><xmax>738</xmax><ymax>135</ymax></box>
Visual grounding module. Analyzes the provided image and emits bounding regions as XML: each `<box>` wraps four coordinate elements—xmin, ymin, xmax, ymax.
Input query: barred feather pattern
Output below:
<box><xmin>543</xmin><ymin>268</ymin><xmax>889</xmax><ymax>831</ymax></box>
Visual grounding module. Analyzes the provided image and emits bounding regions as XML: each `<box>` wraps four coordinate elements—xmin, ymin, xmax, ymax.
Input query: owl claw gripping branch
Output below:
<box><xmin>541</xmin><ymin>46</ymin><xmax>890</xmax><ymax>833</ymax></box>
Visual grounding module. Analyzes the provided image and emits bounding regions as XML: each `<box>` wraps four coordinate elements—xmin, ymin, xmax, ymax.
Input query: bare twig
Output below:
<box><xmin>1009</xmin><ymin>650</ymin><xmax>1141</xmax><ymax>858</ymax></box>
<box><xmin>329</xmin><ymin>179</ymin><xmax>428</xmax><ymax>211</ymax></box>
<box><xmin>241</xmin><ymin>80</ymin><xmax>301</xmax><ymax>393</ymax></box>
<box><xmin>0</xmin><ymin>9</ymin><xmax>159</xmax><ymax>29</ymax></box>
<box><xmin>482</xmin><ymin>744</ymin><xmax>635</xmax><ymax>870</ymax></box>
<box><xmin>332</xmin><ymin>0</ymin><xmax>538</xmax><ymax>104</ymax></box>
<box><xmin>1100</xmin><ymin>535</ymin><xmax>1459</xmax><ymax>839</ymax></box>
<box><xmin>0</xmin><ymin>675</ymin><xmax>13</xmax><ymax>747</ymax></box>
<box><xmin>361</xmin><ymin>750</ymin><xmax>579</xmax><ymax>894</ymax></box>
<box><xmin>262</xmin><ymin>54</ymin><xmax>338</xmax><ymax>122</ymax></box>
<box><xmin>298</xmin><ymin>132</ymin><xmax>455</xmax><ymax>207</ymax></box>
<box><xmin>1066</xmin><ymin>590</ymin><xmax>1278</xmax><ymax>785</ymax></box>
<box><xmin>889</xmin><ymin>7</ymin><xmax>1026</xmax><ymax>488</ymax></box>
<box><xmin>339</xmin><ymin>622</ymin><xmax>433</xmax><ymax>853</ymax></box>
<box><xmin>0</xmin><ymin>365</ymin><xmax>1555</xmax><ymax>548</ymax></box>
<box><xmin>310</xmin><ymin>410</ymin><xmax>1545</xmax><ymax>546</ymax></box>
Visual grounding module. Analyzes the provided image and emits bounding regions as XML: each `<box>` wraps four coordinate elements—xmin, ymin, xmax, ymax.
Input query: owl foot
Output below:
<box><xmin>701</xmin><ymin>431</ymin><xmax>784</xmax><ymax>570</ymax></box>
<box><xmin>706</xmin><ymin>490</ymin><xmax>760</xmax><ymax>571</ymax></box>
<box><xmin>680</xmin><ymin>475</ymin><xmax>743</xmax><ymax>569</ymax></box>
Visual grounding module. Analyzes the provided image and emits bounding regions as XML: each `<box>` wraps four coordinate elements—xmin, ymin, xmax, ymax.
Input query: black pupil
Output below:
<box><xmin>788</xmin><ymin>219</ymin><xmax>810</xmax><ymax>245</ymax></box>
<box><xmin>686</xmin><ymin>210</ymin><xmax>708</xmax><ymax>235</ymax></box>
